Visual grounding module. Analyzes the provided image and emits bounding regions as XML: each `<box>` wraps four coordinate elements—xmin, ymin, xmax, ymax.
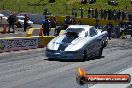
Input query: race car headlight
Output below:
<box><xmin>47</xmin><ymin>42</ymin><xmax>54</xmax><ymax>50</ymax></box>
<box><xmin>65</xmin><ymin>43</ymin><xmax>83</xmax><ymax>51</ymax></box>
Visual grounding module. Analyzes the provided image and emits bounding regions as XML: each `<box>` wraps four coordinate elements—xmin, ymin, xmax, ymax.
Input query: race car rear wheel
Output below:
<box><xmin>97</xmin><ymin>47</ymin><xmax>103</xmax><ymax>58</ymax></box>
<box><xmin>83</xmin><ymin>50</ymin><xmax>88</xmax><ymax>61</ymax></box>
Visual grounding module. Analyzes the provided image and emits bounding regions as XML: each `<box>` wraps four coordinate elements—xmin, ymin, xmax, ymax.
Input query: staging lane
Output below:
<box><xmin>0</xmin><ymin>39</ymin><xmax>132</xmax><ymax>88</ymax></box>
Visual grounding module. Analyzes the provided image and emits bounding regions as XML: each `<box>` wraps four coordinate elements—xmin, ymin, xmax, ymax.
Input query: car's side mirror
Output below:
<box><xmin>85</xmin><ymin>32</ymin><xmax>88</xmax><ymax>37</ymax></box>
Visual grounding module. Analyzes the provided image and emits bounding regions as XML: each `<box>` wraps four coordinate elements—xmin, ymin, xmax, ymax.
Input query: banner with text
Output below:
<box><xmin>0</xmin><ymin>38</ymin><xmax>38</xmax><ymax>52</ymax></box>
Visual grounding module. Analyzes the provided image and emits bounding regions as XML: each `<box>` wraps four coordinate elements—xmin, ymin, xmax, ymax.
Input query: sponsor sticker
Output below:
<box><xmin>76</xmin><ymin>68</ymin><xmax>131</xmax><ymax>85</ymax></box>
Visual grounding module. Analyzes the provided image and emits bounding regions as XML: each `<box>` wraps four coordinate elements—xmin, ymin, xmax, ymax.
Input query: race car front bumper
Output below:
<box><xmin>46</xmin><ymin>50</ymin><xmax>83</xmax><ymax>60</ymax></box>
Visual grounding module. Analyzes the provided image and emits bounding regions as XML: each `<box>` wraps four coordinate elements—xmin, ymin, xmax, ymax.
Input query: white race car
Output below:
<box><xmin>46</xmin><ymin>25</ymin><xmax>108</xmax><ymax>61</ymax></box>
<box><xmin>0</xmin><ymin>13</ymin><xmax>8</xmax><ymax>20</ymax></box>
<box><xmin>17</xmin><ymin>16</ymin><xmax>33</xmax><ymax>27</ymax></box>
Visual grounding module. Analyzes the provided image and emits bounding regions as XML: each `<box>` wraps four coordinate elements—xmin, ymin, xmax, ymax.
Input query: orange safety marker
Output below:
<box><xmin>1</xmin><ymin>24</ymin><xmax>7</xmax><ymax>34</ymax></box>
<box><xmin>39</xmin><ymin>28</ymin><xmax>43</xmax><ymax>36</ymax></box>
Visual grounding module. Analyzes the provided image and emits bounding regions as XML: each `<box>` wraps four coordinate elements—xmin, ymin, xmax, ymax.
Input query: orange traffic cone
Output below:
<box><xmin>39</xmin><ymin>28</ymin><xmax>43</xmax><ymax>36</ymax></box>
<box><xmin>1</xmin><ymin>25</ymin><xmax>7</xmax><ymax>34</ymax></box>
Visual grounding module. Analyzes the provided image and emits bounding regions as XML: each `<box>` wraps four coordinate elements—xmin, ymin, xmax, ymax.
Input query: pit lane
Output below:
<box><xmin>0</xmin><ymin>38</ymin><xmax>132</xmax><ymax>88</ymax></box>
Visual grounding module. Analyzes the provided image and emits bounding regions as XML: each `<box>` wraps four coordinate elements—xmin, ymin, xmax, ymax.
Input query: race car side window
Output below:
<box><xmin>85</xmin><ymin>31</ymin><xmax>88</xmax><ymax>37</ymax></box>
<box><xmin>90</xmin><ymin>27</ymin><xmax>97</xmax><ymax>37</ymax></box>
<box><xmin>93</xmin><ymin>27</ymin><xmax>98</xmax><ymax>35</ymax></box>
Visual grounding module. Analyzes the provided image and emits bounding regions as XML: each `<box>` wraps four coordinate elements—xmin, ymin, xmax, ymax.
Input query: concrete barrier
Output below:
<box><xmin>0</xmin><ymin>35</ymin><xmax>55</xmax><ymax>52</ymax></box>
<box><xmin>26</xmin><ymin>28</ymin><xmax>55</xmax><ymax>48</ymax></box>
<box><xmin>26</xmin><ymin>28</ymin><xmax>41</xmax><ymax>37</ymax></box>
<box><xmin>0</xmin><ymin>37</ymin><xmax>38</xmax><ymax>52</ymax></box>
<box><xmin>35</xmin><ymin>36</ymin><xmax>55</xmax><ymax>48</ymax></box>
<box><xmin>0</xmin><ymin>26</ymin><xmax>55</xmax><ymax>52</ymax></box>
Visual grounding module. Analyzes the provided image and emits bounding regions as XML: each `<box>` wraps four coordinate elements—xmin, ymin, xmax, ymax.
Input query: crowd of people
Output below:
<box><xmin>7</xmin><ymin>12</ymin><xmax>31</xmax><ymax>33</ymax></box>
<box><xmin>42</xmin><ymin>16</ymin><xmax>83</xmax><ymax>36</ymax></box>
<box><xmin>71</xmin><ymin>7</ymin><xmax>127</xmax><ymax>20</ymax></box>
<box><xmin>102</xmin><ymin>21</ymin><xmax>132</xmax><ymax>40</ymax></box>
<box><xmin>5</xmin><ymin>10</ymin><xmax>131</xmax><ymax>38</ymax></box>
<box><xmin>7</xmin><ymin>12</ymin><xmax>16</xmax><ymax>33</ymax></box>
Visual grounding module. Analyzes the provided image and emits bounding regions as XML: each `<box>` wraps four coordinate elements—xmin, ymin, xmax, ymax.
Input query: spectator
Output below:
<box><xmin>104</xmin><ymin>9</ymin><xmax>107</xmax><ymax>19</ymax></box>
<box><xmin>122</xmin><ymin>11</ymin><xmax>126</xmax><ymax>20</ymax></box>
<box><xmin>63</xmin><ymin>16</ymin><xmax>72</xmax><ymax>29</ymax></box>
<box><xmin>108</xmin><ymin>9</ymin><xmax>112</xmax><ymax>20</ymax></box>
<box><xmin>117</xmin><ymin>10</ymin><xmax>121</xmax><ymax>20</ymax></box>
<box><xmin>91</xmin><ymin>8</ymin><xmax>95</xmax><ymax>18</ymax></box>
<box><xmin>50</xmin><ymin>16</ymin><xmax>56</xmax><ymax>28</ymax></box>
<box><xmin>74</xmin><ymin>8</ymin><xmax>77</xmax><ymax>17</ymax></box>
<box><xmin>71</xmin><ymin>18</ymin><xmax>77</xmax><ymax>25</ymax></box>
<box><xmin>115</xmin><ymin>24</ymin><xmax>121</xmax><ymax>38</ymax></box>
<box><xmin>54</xmin><ymin>26</ymin><xmax>63</xmax><ymax>36</ymax></box>
<box><xmin>87</xmin><ymin>8</ymin><xmax>91</xmax><ymax>18</ymax></box>
<box><xmin>24</xmin><ymin>14</ymin><xmax>29</xmax><ymax>32</ymax></box>
<box><xmin>7</xmin><ymin>12</ymin><xmax>15</xmax><ymax>33</ymax></box>
<box><xmin>77</xmin><ymin>20</ymin><xmax>83</xmax><ymax>25</ymax></box>
<box><xmin>71</xmin><ymin>8</ymin><xmax>75</xmax><ymax>16</ymax></box>
<box><xmin>113</xmin><ymin>9</ymin><xmax>117</xmax><ymax>20</ymax></box>
<box><xmin>64</xmin><ymin>16</ymin><xmax>72</xmax><ymax>25</ymax></box>
<box><xmin>42</xmin><ymin>16</ymin><xmax>51</xmax><ymax>36</ymax></box>
<box><xmin>106</xmin><ymin>23</ymin><xmax>113</xmax><ymax>40</ymax></box>
<box><xmin>81</xmin><ymin>0</ymin><xmax>87</xmax><ymax>4</ymax></box>
<box><xmin>100</xmin><ymin>9</ymin><xmax>104</xmax><ymax>19</ymax></box>
<box><xmin>95</xmin><ymin>8</ymin><xmax>98</xmax><ymax>19</ymax></box>
<box><xmin>43</xmin><ymin>8</ymin><xmax>48</xmax><ymax>15</ymax></box>
<box><xmin>80</xmin><ymin>7</ymin><xmax>84</xmax><ymax>18</ymax></box>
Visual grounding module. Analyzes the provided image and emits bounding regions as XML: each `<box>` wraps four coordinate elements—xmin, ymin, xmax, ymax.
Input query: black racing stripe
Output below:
<box><xmin>58</xmin><ymin>44</ymin><xmax>68</xmax><ymax>51</ymax></box>
<box><xmin>61</xmin><ymin>37</ymin><xmax>76</xmax><ymax>43</ymax></box>
<box><xmin>57</xmin><ymin>37</ymin><xmax>76</xmax><ymax>51</ymax></box>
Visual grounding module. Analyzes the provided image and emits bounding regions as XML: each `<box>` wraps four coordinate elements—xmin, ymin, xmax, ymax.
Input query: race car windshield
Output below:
<box><xmin>65</xmin><ymin>28</ymin><xmax>85</xmax><ymax>38</ymax></box>
<box><xmin>66</xmin><ymin>32</ymin><xmax>78</xmax><ymax>38</ymax></box>
<box><xmin>66</xmin><ymin>28</ymin><xmax>85</xmax><ymax>33</ymax></box>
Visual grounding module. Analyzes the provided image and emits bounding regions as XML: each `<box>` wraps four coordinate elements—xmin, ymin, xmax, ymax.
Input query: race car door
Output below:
<box><xmin>89</xmin><ymin>27</ymin><xmax>100</xmax><ymax>55</ymax></box>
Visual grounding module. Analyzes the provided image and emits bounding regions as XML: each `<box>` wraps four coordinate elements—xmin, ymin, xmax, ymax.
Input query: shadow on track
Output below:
<box><xmin>44</xmin><ymin>56</ymin><xmax>105</xmax><ymax>62</ymax></box>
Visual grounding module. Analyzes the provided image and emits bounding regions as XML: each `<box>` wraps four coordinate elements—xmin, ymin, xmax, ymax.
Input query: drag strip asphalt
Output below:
<box><xmin>0</xmin><ymin>39</ymin><xmax>132</xmax><ymax>88</ymax></box>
